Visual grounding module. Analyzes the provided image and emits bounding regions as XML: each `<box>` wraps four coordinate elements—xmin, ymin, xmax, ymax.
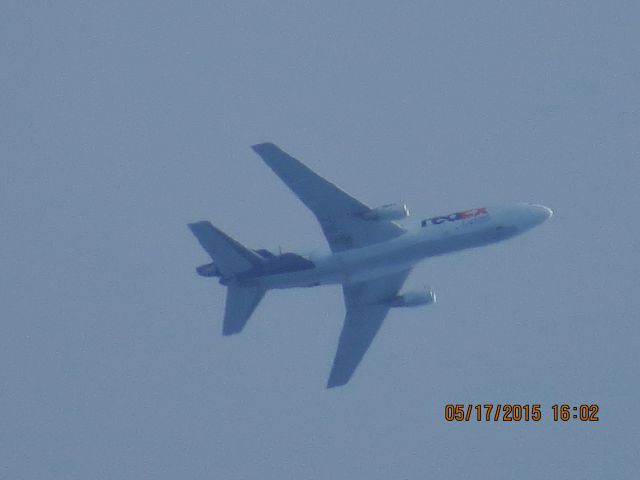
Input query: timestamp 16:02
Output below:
<box><xmin>444</xmin><ymin>404</ymin><xmax>600</xmax><ymax>422</ymax></box>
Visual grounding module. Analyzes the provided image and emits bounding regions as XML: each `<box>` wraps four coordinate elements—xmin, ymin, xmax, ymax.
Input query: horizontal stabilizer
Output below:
<box><xmin>188</xmin><ymin>221</ymin><xmax>263</xmax><ymax>277</ymax></box>
<box><xmin>224</xmin><ymin>285</ymin><xmax>266</xmax><ymax>335</ymax></box>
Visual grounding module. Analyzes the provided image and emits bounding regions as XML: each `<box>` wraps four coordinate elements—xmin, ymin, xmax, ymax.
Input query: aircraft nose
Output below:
<box><xmin>528</xmin><ymin>204</ymin><xmax>553</xmax><ymax>225</ymax></box>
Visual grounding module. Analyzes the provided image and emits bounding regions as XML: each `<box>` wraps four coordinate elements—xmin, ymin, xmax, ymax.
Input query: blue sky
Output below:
<box><xmin>2</xmin><ymin>2</ymin><xmax>639</xmax><ymax>478</ymax></box>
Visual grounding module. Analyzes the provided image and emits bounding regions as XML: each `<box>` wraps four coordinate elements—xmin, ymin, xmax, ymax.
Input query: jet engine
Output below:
<box><xmin>361</xmin><ymin>203</ymin><xmax>409</xmax><ymax>221</ymax></box>
<box><xmin>389</xmin><ymin>289</ymin><xmax>436</xmax><ymax>308</ymax></box>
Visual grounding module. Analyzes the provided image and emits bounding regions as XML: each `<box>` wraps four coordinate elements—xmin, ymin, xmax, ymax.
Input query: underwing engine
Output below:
<box><xmin>361</xmin><ymin>203</ymin><xmax>409</xmax><ymax>221</ymax></box>
<box><xmin>389</xmin><ymin>289</ymin><xmax>436</xmax><ymax>307</ymax></box>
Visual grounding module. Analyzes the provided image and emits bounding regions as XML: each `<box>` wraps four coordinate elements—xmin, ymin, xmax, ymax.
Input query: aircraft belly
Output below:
<box><xmin>249</xmin><ymin>267</ymin><xmax>341</xmax><ymax>289</ymax></box>
<box><xmin>244</xmin><ymin>224</ymin><xmax>508</xmax><ymax>290</ymax></box>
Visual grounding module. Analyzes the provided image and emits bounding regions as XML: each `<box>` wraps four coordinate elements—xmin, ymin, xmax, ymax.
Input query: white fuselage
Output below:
<box><xmin>240</xmin><ymin>204</ymin><xmax>552</xmax><ymax>289</ymax></box>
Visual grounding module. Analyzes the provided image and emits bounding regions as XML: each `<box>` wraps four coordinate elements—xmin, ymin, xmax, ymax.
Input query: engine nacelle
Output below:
<box><xmin>196</xmin><ymin>262</ymin><xmax>221</xmax><ymax>277</ymax></box>
<box><xmin>390</xmin><ymin>289</ymin><xmax>436</xmax><ymax>308</ymax></box>
<box><xmin>361</xmin><ymin>203</ymin><xmax>409</xmax><ymax>221</ymax></box>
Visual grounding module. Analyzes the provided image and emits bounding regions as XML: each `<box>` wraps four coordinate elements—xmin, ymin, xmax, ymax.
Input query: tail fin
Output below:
<box><xmin>223</xmin><ymin>285</ymin><xmax>266</xmax><ymax>335</ymax></box>
<box><xmin>188</xmin><ymin>221</ymin><xmax>263</xmax><ymax>277</ymax></box>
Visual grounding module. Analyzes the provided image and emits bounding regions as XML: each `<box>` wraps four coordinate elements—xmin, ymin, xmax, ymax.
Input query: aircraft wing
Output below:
<box><xmin>327</xmin><ymin>269</ymin><xmax>411</xmax><ymax>388</ymax></box>
<box><xmin>252</xmin><ymin>143</ymin><xmax>406</xmax><ymax>252</ymax></box>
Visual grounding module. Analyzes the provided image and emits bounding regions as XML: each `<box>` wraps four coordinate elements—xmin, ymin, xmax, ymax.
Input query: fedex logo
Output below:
<box><xmin>421</xmin><ymin>207</ymin><xmax>488</xmax><ymax>228</ymax></box>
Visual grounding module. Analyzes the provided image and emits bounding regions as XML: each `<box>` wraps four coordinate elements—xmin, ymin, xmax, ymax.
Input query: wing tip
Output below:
<box><xmin>251</xmin><ymin>142</ymin><xmax>278</xmax><ymax>154</ymax></box>
<box><xmin>326</xmin><ymin>370</ymin><xmax>350</xmax><ymax>389</ymax></box>
<box><xmin>326</xmin><ymin>380</ymin><xmax>345</xmax><ymax>389</ymax></box>
<box><xmin>187</xmin><ymin>220</ymin><xmax>211</xmax><ymax>231</ymax></box>
<box><xmin>222</xmin><ymin>326</ymin><xmax>242</xmax><ymax>336</ymax></box>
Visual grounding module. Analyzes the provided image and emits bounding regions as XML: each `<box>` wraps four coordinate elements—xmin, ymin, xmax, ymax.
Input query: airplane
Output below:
<box><xmin>188</xmin><ymin>143</ymin><xmax>553</xmax><ymax>388</ymax></box>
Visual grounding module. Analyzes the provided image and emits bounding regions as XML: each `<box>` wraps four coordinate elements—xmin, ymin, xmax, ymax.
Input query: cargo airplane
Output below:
<box><xmin>188</xmin><ymin>143</ymin><xmax>552</xmax><ymax>388</ymax></box>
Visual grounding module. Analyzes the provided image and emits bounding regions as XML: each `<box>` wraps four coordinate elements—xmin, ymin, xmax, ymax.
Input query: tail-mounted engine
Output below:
<box><xmin>389</xmin><ymin>289</ymin><xmax>436</xmax><ymax>308</ymax></box>
<box><xmin>361</xmin><ymin>203</ymin><xmax>409</xmax><ymax>221</ymax></box>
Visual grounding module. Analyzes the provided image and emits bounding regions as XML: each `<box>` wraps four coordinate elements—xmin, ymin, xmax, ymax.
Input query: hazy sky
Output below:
<box><xmin>2</xmin><ymin>2</ymin><xmax>639</xmax><ymax>478</ymax></box>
